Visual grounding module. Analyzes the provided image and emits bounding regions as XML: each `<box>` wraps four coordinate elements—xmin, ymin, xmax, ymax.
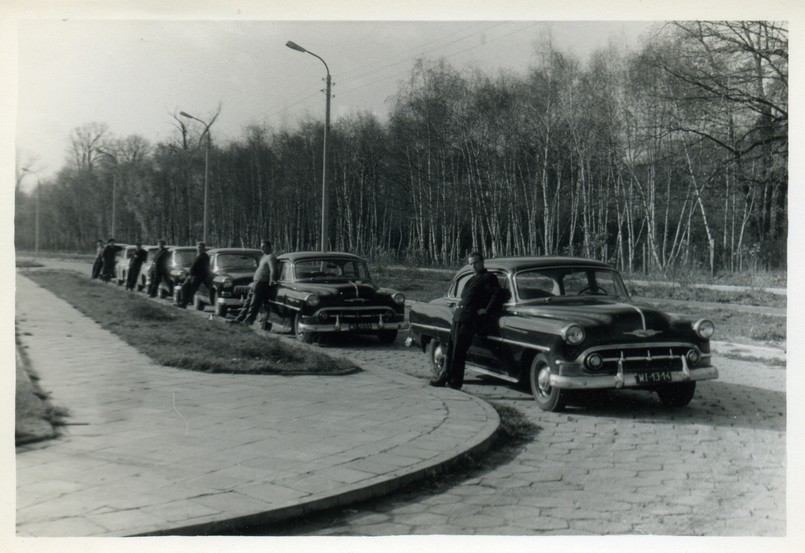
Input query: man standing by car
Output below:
<box><xmin>125</xmin><ymin>242</ymin><xmax>148</xmax><ymax>291</ymax></box>
<box><xmin>100</xmin><ymin>238</ymin><xmax>118</xmax><ymax>282</ymax></box>
<box><xmin>231</xmin><ymin>240</ymin><xmax>277</xmax><ymax>326</ymax></box>
<box><xmin>175</xmin><ymin>242</ymin><xmax>210</xmax><ymax>308</ymax></box>
<box><xmin>430</xmin><ymin>252</ymin><xmax>507</xmax><ymax>390</ymax></box>
<box><xmin>91</xmin><ymin>239</ymin><xmax>104</xmax><ymax>279</ymax></box>
<box><xmin>148</xmin><ymin>240</ymin><xmax>172</xmax><ymax>298</ymax></box>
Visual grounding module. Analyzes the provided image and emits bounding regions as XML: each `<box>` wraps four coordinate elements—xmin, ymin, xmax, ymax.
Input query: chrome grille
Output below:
<box><xmin>586</xmin><ymin>345</ymin><xmax>693</xmax><ymax>374</ymax></box>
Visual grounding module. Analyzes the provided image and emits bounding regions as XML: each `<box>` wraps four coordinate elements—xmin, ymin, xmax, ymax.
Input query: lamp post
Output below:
<box><xmin>96</xmin><ymin>148</ymin><xmax>118</xmax><ymax>238</ymax></box>
<box><xmin>180</xmin><ymin>111</ymin><xmax>213</xmax><ymax>244</ymax></box>
<box><xmin>286</xmin><ymin>40</ymin><xmax>331</xmax><ymax>252</ymax></box>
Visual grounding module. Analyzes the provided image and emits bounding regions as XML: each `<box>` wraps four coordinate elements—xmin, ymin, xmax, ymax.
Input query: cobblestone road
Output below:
<box><xmin>261</xmin><ymin>334</ymin><xmax>786</xmax><ymax>536</ymax></box>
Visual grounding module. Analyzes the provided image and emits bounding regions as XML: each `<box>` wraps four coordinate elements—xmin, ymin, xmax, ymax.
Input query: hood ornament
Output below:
<box><xmin>624</xmin><ymin>329</ymin><xmax>662</xmax><ymax>338</ymax></box>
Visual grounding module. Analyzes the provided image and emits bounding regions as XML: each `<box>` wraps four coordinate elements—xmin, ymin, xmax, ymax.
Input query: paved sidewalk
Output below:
<box><xmin>14</xmin><ymin>273</ymin><xmax>499</xmax><ymax>537</ymax></box>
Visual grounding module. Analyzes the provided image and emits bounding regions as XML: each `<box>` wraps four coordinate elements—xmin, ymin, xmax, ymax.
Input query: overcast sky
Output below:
<box><xmin>14</xmin><ymin>19</ymin><xmax>657</xmax><ymax>186</ymax></box>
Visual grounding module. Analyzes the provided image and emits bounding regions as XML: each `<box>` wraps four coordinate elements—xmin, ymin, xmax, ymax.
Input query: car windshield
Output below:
<box><xmin>173</xmin><ymin>251</ymin><xmax>197</xmax><ymax>265</ymax></box>
<box><xmin>216</xmin><ymin>253</ymin><xmax>260</xmax><ymax>271</ymax></box>
<box><xmin>293</xmin><ymin>258</ymin><xmax>370</xmax><ymax>281</ymax></box>
<box><xmin>515</xmin><ymin>267</ymin><xmax>629</xmax><ymax>301</ymax></box>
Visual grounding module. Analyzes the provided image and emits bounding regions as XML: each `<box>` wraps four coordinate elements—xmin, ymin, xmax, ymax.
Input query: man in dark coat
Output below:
<box><xmin>147</xmin><ymin>240</ymin><xmax>172</xmax><ymax>298</ymax></box>
<box><xmin>100</xmin><ymin>238</ymin><xmax>118</xmax><ymax>282</ymax></box>
<box><xmin>125</xmin><ymin>243</ymin><xmax>148</xmax><ymax>291</ymax></box>
<box><xmin>91</xmin><ymin>239</ymin><xmax>104</xmax><ymax>279</ymax></box>
<box><xmin>176</xmin><ymin>242</ymin><xmax>210</xmax><ymax>308</ymax></box>
<box><xmin>430</xmin><ymin>252</ymin><xmax>507</xmax><ymax>390</ymax></box>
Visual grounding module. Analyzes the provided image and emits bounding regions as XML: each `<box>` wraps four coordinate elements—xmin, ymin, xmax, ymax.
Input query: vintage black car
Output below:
<box><xmin>164</xmin><ymin>246</ymin><xmax>201</xmax><ymax>301</ymax></box>
<box><xmin>192</xmin><ymin>248</ymin><xmax>263</xmax><ymax>317</ymax></box>
<box><xmin>405</xmin><ymin>256</ymin><xmax>717</xmax><ymax>412</ymax></box>
<box><xmin>267</xmin><ymin>252</ymin><xmax>407</xmax><ymax>344</ymax></box>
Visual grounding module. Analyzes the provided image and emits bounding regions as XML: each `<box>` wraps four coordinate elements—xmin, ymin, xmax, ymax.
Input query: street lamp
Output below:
<box><xmin>286</xmin><ymin>40</ymin><xmax>331</xmax><ymax>252</ymax></box>
<box><xmin>180</xmin><ymin>111</ymin><xmax>214</xmax><ymax>244</ymax></box>
<box><xmin>21</xmin><ymin>168</ymin><xmax>40</xmax><ymax>258</ymax></box>
<box><xmin>96</xmin><ymin>148</ymin><xmax>118</xmax><ymax>238</ymax></box>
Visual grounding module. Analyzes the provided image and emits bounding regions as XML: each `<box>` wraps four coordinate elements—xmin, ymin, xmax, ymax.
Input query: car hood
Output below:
<box><xmin>510</xmin><ymin>298</ymin><xmax>681</xmax><ymax>333</ymax></box>
<box><xmin>288</xmin><ymin>281</ymin><xmax>382</xmax><ymax>300</ymax></box>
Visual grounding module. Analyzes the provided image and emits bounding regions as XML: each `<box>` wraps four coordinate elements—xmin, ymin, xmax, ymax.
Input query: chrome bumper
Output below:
<box><xmin>298</xmin><ymin>320</ymin><xmax>409</xmax><ymax>333</ymax></box>
<box><xmin>551</xmin><ymin>366</ymin><xmax>719</xmax><ymax>390</ymax></box>
<box><xmin>217</xmin><ymin>297</ymin><xmax>247</xmax><ymax>307</ymax></box>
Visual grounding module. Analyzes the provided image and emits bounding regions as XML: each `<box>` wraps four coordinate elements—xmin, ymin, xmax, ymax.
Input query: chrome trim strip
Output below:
<box><xmin>466</xmin><ymin>363</ymin><xmax>520</xmax><ymax>383</ymax></box>
<box><xmin>410</xmin><ymin>322</ymin><xmax>449</xmax><ymax>333</ymax></box>
<box><xmin>486</xmin><ymin>335</ymin><xmax>550</xmax><ymax>352</ymax></box>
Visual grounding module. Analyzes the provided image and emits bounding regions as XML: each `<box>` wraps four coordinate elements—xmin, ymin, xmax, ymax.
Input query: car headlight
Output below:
<box><xmin>392</xmin><ymin>292</ymin><xmax>406</xmax><ymax>305</ymax></box>
<box><xmin>561</xmin><ymin>324</ymin><xmax>586</xmax><ymax>345</ymax></box>
<box><xmin>222</xmin><ymin>278</ymin><xmax>233</xmax><ymax>289</ymax></box>
<box><xmin>305</xmin><ymin>293</ymin><xmax>320</xmax><ymax>307</ymax></box>
<box><xmin>693</xmin><ymin>319</ymin><xmax>715</xmax><ymax>340</ymax></box>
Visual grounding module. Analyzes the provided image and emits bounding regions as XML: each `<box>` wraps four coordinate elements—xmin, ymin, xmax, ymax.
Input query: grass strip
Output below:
<box><xmin>24</xmin><ymin>269</ymin><xmax>358</xmax><ymax>376</ymax></box>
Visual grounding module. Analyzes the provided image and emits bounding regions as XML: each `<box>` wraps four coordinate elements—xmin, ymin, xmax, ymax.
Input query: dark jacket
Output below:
<box><xmin>152</xmin><ymin>247</ymin><xmax>170</xmax><ymax>272</ymax></box>
<box><xmin>188</xmin><ymin>252</ymin><xmax>210</xmax><ymax>282</ymax></box>
<box><xmin>129</xmin><ymin>248</ymin><xmax>147</xmax><ymax>268</ymax></box>
<box><xmin>452</xmin><ymin>269</ymin><xmax>507</xmax><ymax>323</ymax></box>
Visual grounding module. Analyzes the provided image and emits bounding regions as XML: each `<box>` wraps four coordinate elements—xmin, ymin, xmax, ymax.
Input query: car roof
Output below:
<box><xmin>207</xmin><ymin>248</ymin><xmax>262</xmax><ymax>255</ymax></box>
<box><xmin>459</xmin><ymin>256</ymin><xmax>613</xmax><ymax>274</ymax></box>
<box><xmin>278</xmin><ymin>251</ymin><xmax>365</xmax><ymax>262</ymax></box>
<box><xmin>169</xmin><ymin>246</ymin><xmax>199</xmax><ymax>252</ymax></box>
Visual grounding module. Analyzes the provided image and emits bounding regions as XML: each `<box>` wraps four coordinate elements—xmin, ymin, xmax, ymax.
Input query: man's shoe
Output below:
<box><xmin>447</xmin><ymin>383</ymin><xmax>462</xmax><ymax>391</ymax></box>
<box><xmin>428</xmin><ymin>378</ymin><xmax>448</xmax><ymax>387</ymax></box>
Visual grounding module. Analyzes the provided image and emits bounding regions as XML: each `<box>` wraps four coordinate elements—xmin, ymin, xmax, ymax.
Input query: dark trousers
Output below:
<box><xmin>125</xmin><ymin>263</ymin><xmax>143</xmax><ymax>291</ymax></box>
<box><xmin>177</xmin><ymin>276</ymin><xmax>204</xmax><ymax>307</ymax></box>
<box><xmin>148</xmin><ymin>268</ymin><xmax>172</xmax><ymax>297</ymax></box>
<box><xmin>91</xmin><ymin>257</ymin><xmax>103</xmax><ymax>279</ymax></box>
<box><xmin>445</xmin><ymin>319</ymin><xmax>481</xmax><ymax>388</ymax></box>
<box><xmin>236</xmin><ymin>281</ymin><xmax>274</xmax><ymax>324</ymax></box>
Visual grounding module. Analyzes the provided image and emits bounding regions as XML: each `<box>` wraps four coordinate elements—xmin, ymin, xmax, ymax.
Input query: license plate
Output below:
<box><xmin>349</xmin><ymin>322</ymin><xmax>373</xmax><ymax>330</ymax></box>
<box><xmin>635</xmin><ymin>371</ymin><xmax>673</xmax><ymax>384</ymax></box>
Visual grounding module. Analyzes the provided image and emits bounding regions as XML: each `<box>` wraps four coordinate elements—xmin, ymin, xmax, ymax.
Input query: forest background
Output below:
<box><xmin>14</xmin><ymin>21</ymin><xmax>788</xmax><ymax>276</ymax></box>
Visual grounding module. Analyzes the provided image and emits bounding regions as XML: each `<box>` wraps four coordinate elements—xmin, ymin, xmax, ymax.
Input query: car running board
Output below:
<box><xmin>466</xmin><ymin>363</ymin><xmax>520</xmax><ymax>383</ymax></box>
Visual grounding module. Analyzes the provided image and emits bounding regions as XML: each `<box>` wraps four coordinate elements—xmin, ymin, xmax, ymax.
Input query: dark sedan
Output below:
<box><xmin>405</xmin><ymin>256</ymin><xmax>717</xmax><ymax>411</ymax></box>
<box><xmin>192</xmin><ymin>248</ymin><xmax>262</xmax><ymax>317</ymax></box>
<box><xmin>267</xmin><ymin>251</ymin><xmax>407</xmax><ymax>344</ymax></box>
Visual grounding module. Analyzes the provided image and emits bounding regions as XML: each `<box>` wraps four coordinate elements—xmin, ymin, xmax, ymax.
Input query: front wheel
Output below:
<box><xmin>427</xmin><ymin>338</ymin><xmax>448</xmax><ymax>381</ymax></box>
<box><xmin>656</xmin><ymin>381</ymin><xmax>696</xmax><ymax>407</ymax></box>
<box><xmin>529</xmin><ymin>356</ymin><xmax>568</xmax><ymax>412</ymax></box>
<box><xmin>294</xmin><ymin>314</ymin><xmax>315</xmax><ymax>344</ymax></box>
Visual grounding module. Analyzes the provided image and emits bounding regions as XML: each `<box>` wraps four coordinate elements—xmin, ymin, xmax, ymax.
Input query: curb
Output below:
<box><xmin>137</xmin><ymin>395</ymin><xmax>500</xmax><ymax>536</ymax></box>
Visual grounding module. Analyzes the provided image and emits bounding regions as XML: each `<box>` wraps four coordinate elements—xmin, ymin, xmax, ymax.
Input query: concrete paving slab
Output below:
<box><xmin>14</xmin><ymin>271</ymin><xmax>499</xmax><ymax>537</ymax></box>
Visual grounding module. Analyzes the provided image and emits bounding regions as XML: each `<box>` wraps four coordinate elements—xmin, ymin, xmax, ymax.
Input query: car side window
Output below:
<box><xmin>449</xmin><ymin>271</ymin><xmax>509</xmax><ymax>298</ymax></box>
<box><xmin>516</xmin><ymin>271</ymin><xmax>559</xmax><ymax>299</ymax></box>
<box><xmin>277</xmin><ymin>261</ymin><xmax>290</xmax><ymax>281</ymax></box>
<box><xmin>448</xmin><ymin>273</ymin><xmax>473</xmax><ymax>298</ymax></box>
